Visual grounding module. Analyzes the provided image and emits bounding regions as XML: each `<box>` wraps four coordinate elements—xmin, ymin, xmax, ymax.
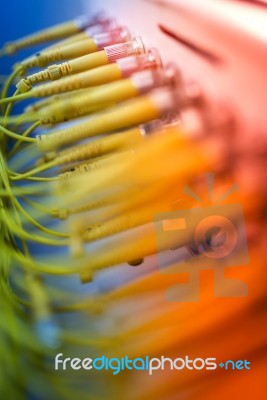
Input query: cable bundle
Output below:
<box><xmin>0</xmin><ymin>10</ymin><xmax>266</xmax><ymax>400</ymax></box>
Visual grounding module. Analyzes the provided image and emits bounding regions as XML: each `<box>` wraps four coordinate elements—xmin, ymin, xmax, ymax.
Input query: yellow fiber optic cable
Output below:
<box><xmin>49</xmin><ymin>126</ymin><xmax>144</xmax><ymax>166</ymax></box>
<box><xmin>80</xmin><ymin>199</ymin><xmax>176</xmax><ymax>243</ymax></box>
<box><xmin>0</xmin><ymin>124</ymin><xmax>37</xmax><ymax>143</ymax></box>
<box><xmin>0</xmin><ymin>49</ymin><xmax>161</xmax><ymax>101</ymax></box>
<box><xmin>16</xmin><ymin>37</ymin><xmax>145</xmax><ymax>88</ymax></box>
<box><xmin>3</xmin><ymin>215</ymin><xmax>68</xmax><ymax>246</ymax></box>
<box><xmin>34</xmin><ymin>17</ymin><xmax>118</xmax><ymax>52</ymax></box>
<box><xmin>8</xmin><ymin>121</ymin><xmax>42</xmax><ymax>159</ymax></box>
<box><xmin>1</xmin><ymin>175</ymin><xmax>69</xmax><ymax>238</ymax></box>
<box><xmin>36</xmin><ymin>86</ymin><xmax>181</xmax><ymax>152</ymax></box>
<box><xmin>51</xmin><ymin>188</ymin><xmax>139</xmax><ymax>220</ymax></box>
<box><xmin>0</xmin><ymin>12</ymin><xmax>111</xmax><ymax>56</ymax></box>
<box><xmin>0</xmin><ymin>152</ymin><xmax>65</xmax><ymax>248</ymax></box>
<box><xmin>61</xmin><ymin>128</ymin><xmax>210</xmax><ymax>227</ymax></box>
<box><xmin>78</xmin><ymin>222</ymin><xmax>183</xmax><ymax>281</ymax></box>
<box><xmin>48</xmin><ymin>116</ymin><xmax>179</xmax><ymax>174</ymax></box>
<box><xmin>21</xmin><ymin>28</ymin><xmax>130</xmax><ymax>68</ymax></box>
<box><xmin>35</xmin><ymin>65</ymin><xmax>178</xmax><ymax>125</ymax></box>
<box><xmin>1</xmin><ymin>67</ymin><xmax>24</xmax><ymax>107</ymax></box>
<box><xmin>3</xmin><ymin>89</ymin><xmax>21</xmax><ymax>129</ymax></box>
<box><xmin>66</xmin><ymin>142</ymin><xmax>206</xmax><ymax>238</ymax></box>
<box><xmin>9</xmin><ymin>158</ymin><xmax>58</xmax><ymax>180</ymax></box>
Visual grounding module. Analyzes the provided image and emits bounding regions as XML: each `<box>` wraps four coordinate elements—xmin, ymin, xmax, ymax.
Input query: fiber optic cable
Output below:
<box><xmin>31</xmin><ymin>65</ymin><xmax>179</xmax><ymax>125</ymax></box>
<box><xmin>45</xmin><ymin>125</ymin><xmax>153</xmax><ymax>168</ymax></box>
<box><xmin>8</xmin><ymin>121</ymin><xmax>42</xmax><ymax>158</ymax></box>
<box><xmin>36</xmin><ymin>86</ymin><xmax>183</xmax><ymax>152</ymax></box>
<box><xmin>0</xmin><ymin>49</ymin><xmax>161</xmax><ymax>101</ymax></box>
<box><xmin>1</xmin><ymin>152</ymin><xmax>60</xmax><ymax>350</ymax></box>
<box><xmin>21</xmin><ymin>27</ymin><xmax>131</xmax><ymax>69</ymax></box>
<box><xmin>0</xmin><ymin>12</ymin><xmax>112</xmax><ymax>56</ymax></box>
<box><xmin>31</xmin><ymin>17</ymin><xmax>118</xmax><ymax>53</ymax></box>
<box><xmin>1</xmin><ymin>13</ymin><xmax>265</xmax><ymax>400</ymax></box>
<box><xmin>16</xmin><ymin>37</ymin><xmax>145</xmax><ymax>89</ymax></box>
<box><xmin>1</xmin><ymin>66</ymin><xmax>24</xmax><ymax>112</ymax></box>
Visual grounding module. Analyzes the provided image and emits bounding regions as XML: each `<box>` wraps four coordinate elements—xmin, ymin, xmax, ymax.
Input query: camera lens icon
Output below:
<box><xmin>154</xmin><ymin>202</ymin><xmax>249</xmax><ymax>301</ymax></box>
<box><xmin>194</xmin><ymin>215</ymin><xmax>238</xmax><ymax>259</ymax></box>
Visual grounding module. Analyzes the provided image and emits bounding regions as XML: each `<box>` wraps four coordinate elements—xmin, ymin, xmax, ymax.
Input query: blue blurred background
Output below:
<box><xmin>0</xmin><ymin>0</ymin><xmax>85</xmax><ymax>74</ymax></box>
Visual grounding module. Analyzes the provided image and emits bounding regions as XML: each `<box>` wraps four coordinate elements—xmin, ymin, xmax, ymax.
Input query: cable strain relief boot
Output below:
<box><xmin>20</xmin><ymin>54</ymin><xmax>42</xmax><ymax>69</ymax></box>
<box><xmin>36</xmin><ymin>152</ymin><xmax>57</xmax><ymax>166</ymax></box>
<box><xmin>16</xmin><ymin>78</ymin><xmax>32</xmax><ymax>93</ymax></box>
<box><xmin>26</xmin><ymin>63</ymin><xmax>71</xmax><ymax>85</ymax></box>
